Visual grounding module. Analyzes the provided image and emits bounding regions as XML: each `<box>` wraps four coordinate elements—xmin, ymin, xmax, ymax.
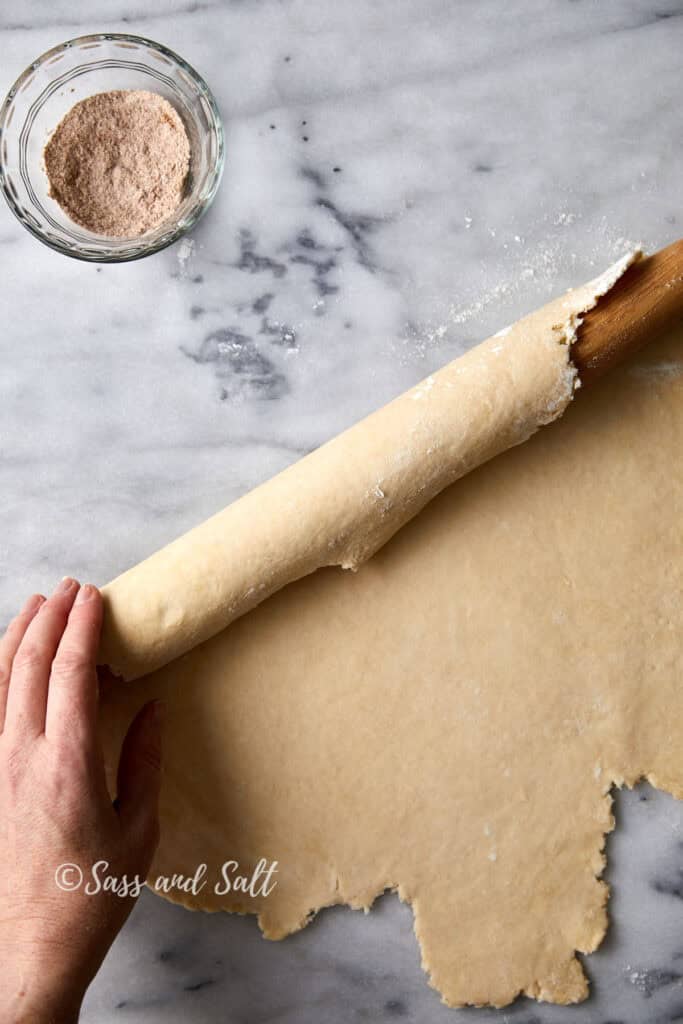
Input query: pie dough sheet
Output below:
<box><xmin>98</xmin><ymin>253</ymin><xmax>638</xmax><ymax>681</ymax></box>
<box><xmin>99</xmin><ymin>323</ymin><xmax>683</xmax><ymax>1008</ymax></box>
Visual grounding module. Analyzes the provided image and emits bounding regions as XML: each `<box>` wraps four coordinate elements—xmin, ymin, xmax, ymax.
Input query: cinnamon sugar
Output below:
<box><xmin>43</xmin><ymin>90</ymin><xmax>191</xmax><ymax>237</ymax></box>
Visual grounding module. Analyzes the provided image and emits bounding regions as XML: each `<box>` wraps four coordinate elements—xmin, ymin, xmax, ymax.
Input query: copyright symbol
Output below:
<box><xmin>55</xmin><ymin>863</ymin><xmax>83</xmax><ymax>892</ymax></box>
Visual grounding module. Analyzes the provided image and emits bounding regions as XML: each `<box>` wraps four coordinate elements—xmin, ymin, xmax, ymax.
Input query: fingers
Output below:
<box><xmin>116</xmin><ymin>701</ymin><xmax>164</xmax><ymax>867</ymax></box>
<box><xmin>4</xmin><ymin>578</ymin><xmax>79</xmax><ymax>739</ymax></box>
<box><xmin>45</xmin><ymin>584</ymin><xmax>103</xmax><ymax>743</ymax></box>
<box><xmin>0</xmin><ymin>593</ymin><xmax>45</xmax><ymax>732</ymax></box>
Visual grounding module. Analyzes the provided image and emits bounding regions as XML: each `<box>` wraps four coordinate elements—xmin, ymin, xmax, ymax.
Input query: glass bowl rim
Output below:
<box><xmin>0</xmin><ymin>31</ymin><xmax>225</xmax><ymax>263</ymax></box>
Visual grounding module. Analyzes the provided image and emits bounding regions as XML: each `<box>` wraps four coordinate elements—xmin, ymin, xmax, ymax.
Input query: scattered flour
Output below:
<box><xmin>399</xmin><ymin>213</ymin><xmax>644</xmax><ymax>364</ymax></box>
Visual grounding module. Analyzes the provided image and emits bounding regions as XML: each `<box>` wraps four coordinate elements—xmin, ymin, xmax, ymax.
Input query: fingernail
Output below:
<box><xmin>22</xmin><ymin>593</ymin><xmax>44</xmax><ymax>615</ymax></box>
<box><xmin>75</xmin><ymin>583</ymin><xmax>97</xmax><ymax>604</ymax></box>
<box><xmin>55</xmin><ymin>577</ymin><xmax>77</xmax><ymax>595</ymax></box>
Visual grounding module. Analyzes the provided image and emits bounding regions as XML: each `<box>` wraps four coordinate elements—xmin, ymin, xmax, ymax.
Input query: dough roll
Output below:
<box><xmin>99</xmin><ymin>252</ymin><xmax>639</xmax><ymax>680</ymax></box>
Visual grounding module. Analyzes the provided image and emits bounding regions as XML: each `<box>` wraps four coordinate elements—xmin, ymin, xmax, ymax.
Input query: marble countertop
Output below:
<box><xmin>1</xmin><ymin>1</ymin><xmax>682</xmax><ymax>1021</ymax></box>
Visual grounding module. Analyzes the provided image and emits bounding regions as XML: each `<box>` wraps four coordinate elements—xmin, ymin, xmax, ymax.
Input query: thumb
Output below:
<box><xmin>116</xmin><ymin>699</ymin><xmax>164</xmax><ymax>864</ymax></box>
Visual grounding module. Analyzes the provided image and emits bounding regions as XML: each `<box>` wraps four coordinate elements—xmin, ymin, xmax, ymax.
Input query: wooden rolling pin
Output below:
<box><xmin>574</xmin><ymin>239</ymin><xmax>683</xmax><ymax>384</ymax></box>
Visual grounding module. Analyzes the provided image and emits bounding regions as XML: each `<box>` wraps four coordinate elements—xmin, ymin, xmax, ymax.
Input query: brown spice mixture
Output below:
<box><xmin>44</xmin><ymin>90</ymin><xmax>191</xmax><ymax>237</ymax></box>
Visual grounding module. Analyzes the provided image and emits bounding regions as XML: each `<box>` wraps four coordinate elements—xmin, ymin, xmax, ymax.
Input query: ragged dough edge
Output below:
<box><xmin>139</xmin><ymin>775</ymin><xmax>679</xmax><ymax>1008</ymax></box>
<box><xmin>98</xmin><ymin>251</ymin><xmax>641</xmax><ymax>682</ymax></box>
<box><xmin>144</xmin><ymin>780</ymin><xmax>623</xmax><ymax>1009</ymax></box>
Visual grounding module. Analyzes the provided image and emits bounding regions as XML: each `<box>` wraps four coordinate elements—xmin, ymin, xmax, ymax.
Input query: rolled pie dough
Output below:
<box><xmin>99</xmin><ymin>254</ymin><xmax>637</xmax><ymax>681</ymax></box>
<box><xmin>98</xmin><ymin>253</ymin><xmax>683</xmax><ymax>1008</ymax></box>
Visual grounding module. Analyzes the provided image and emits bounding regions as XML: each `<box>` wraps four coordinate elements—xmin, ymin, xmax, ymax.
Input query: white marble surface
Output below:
<box><xmin>1</xmin><ymin>1</ymin><xmax>682</xmax><ymax>1021</ymax></box>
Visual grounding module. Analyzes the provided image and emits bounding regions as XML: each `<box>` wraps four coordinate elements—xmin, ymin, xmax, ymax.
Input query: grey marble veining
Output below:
<box><xmin>1</xmin><ymin>1</ymin><xmax>682</xmax><ymax>1021</ymax></box>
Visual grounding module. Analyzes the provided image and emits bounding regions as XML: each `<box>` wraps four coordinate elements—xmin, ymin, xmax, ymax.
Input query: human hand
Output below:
<box><xmin>0</xmin><ymin>579</ymin><xmax>163</xmax><ymax>1023</ymax></box>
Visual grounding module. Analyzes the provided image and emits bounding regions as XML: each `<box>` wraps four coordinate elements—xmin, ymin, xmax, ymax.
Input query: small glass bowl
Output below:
<box><xmin>0</xmin><ymin>33</ymin><xmax>224</xmax><ymax>262</ymax></box>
